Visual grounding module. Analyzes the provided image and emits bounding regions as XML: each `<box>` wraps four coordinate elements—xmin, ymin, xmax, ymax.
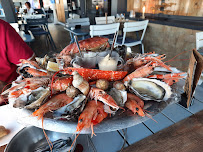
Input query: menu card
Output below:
<box><xmin>180</xmin><ymin>49</ymin><xmax>203</xmax><ymax>108</ymax></box>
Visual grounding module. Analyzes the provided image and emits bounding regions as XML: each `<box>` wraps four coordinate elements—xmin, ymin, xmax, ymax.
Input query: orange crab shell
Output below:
<box><xmin>60</xmin><ymin>37</ymin><xmax>110</xmax><ymax>56</ymax></box>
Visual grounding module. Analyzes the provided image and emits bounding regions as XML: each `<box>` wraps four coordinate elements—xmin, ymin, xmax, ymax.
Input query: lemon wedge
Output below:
<box><xmin>46</xmin><ymin>61</ymin><xmax>59</xmax><ymax>72</ymax></box>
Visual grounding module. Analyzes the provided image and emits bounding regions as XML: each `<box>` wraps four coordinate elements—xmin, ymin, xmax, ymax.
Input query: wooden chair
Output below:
<box><xmin>116</xmin><ymin>20</ymin><xmax>149</xmax><ymax>54</ymax></box>
<box><xmin>95</xmin><ymin>16</ymin><xmax>115</xmax><ymax>25</ymax></box>
<box><xmin>65</xmin><ymin>18</ymin><xmax>90</xmax><ymax>43</ymax></box>
<box><xmin>90</xmin><ymin>23</ymin><xmax>120</xmax><ymax>46</ymax></box>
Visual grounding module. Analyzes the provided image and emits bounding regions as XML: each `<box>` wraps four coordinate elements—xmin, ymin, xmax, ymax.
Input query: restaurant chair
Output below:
<box><xmin>26</xmin><ymin>18</ymin><xmax>56</xmax><ymax>50</ymax></box>
<box><xmin>10</xmin><ymin>23</ymin><xmax>34</xmax><ymax>44</ymax></box>
<box><xmin>65</xmin><ymin>18</ymin><xmax>90</xmax><ymax>43</ymax></box>
<box><xmin>196</xmin><ymin>32</ymin><xmax>203</xmax><ymax>80</ymax></box>
<box><xmin>90</xmin><ymin>23</ymin><xmax>120</xmax><ymax>47</ymax></box>
<box><xmin>95</xmin><ymin>16</ymin><xmax>115</xmax><ymax>25</ymax></box>
<box><xmin>196</xmin><ymin>32</ymin><xmax>203</xmax><ymax>55</ymax></box>
<box><xmin>116</xmin><ymin>20</ymin><xmax>149</xmax><ymax>54</ymax></box>
<box><xmin>10</xmin><ymin>23</ymin><xmax>19</xmax><ymax>32</ymax></box>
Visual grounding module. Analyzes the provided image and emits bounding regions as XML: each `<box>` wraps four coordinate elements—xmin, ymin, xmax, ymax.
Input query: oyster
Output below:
<box><xmin>25</xmin><ymin>87</ymin><xmax>50</xmax><ymax>109</ymax></box>
<box><xmin>12</xmin><ymin>87</ymin><xmax>50</xmax><ymax>109</ymax></box>
<box><xmin>53</xmin><ymin>94</ymin><xmax>86</xmax><ymax>120</ymax></box>
<box><xmin>108</xmin><ymin>88</ymin><xmax>127</xmax><ymax>107</ymax></box>
<box><xmin>125</xmin><ymin>78</ymin><xmax>172</xmax><ymax>102</ymax></box>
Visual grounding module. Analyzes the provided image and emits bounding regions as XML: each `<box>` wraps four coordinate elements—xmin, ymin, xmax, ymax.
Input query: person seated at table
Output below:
<box><xmin>0</xmin><ymin>19</ymin><xmax>35</xmax><ymax>105</ymax></box>
<box><xmin>25</xmin><ymin>2</ymin><xmax>34</xmax><ymax>15</ymax></box>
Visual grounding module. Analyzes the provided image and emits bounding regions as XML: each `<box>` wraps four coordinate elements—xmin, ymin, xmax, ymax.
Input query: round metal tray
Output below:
<box><xmin>12</xmin><ymin>81</ymin><xmax>183</xmax><ymax>134</ymax></box>
<box><xmin>5</xmin><ymin>126</ymin><xmax>76</xmax><ymax>152</ymax></box>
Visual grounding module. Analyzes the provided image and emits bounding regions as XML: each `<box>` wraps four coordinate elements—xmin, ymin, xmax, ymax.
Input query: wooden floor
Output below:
<box><xmin>123</xmin><ymin>111</ymin><xmax>203</xmax><ymax>152</ymax></box>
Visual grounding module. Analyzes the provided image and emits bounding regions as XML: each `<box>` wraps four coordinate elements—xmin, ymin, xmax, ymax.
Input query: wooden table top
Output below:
<box><xmin>123</xmin><ymin>110</ymin><xmax>203</xmax><ymax>152</ymax></box>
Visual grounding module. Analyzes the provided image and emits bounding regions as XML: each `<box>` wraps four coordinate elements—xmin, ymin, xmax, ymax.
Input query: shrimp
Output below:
<box><xmin>32</xmin><ymin>93</ymin><xmax>73</xmax><ymax>120</ymax></box>
<box><xmin>24</xmin><ymin>67</ymin><xmax>48</xmax><ymax>77</ymax></box>
<box><xmin>125</xmin><ymin>93</ymin><xmax>145</xmax><ymax>117</ymax></box>
<box><xmin>144</xmin><ymin>56</ymin><xmax>171</xmax><ymax>71</ymax></box>
<box><xmin>125</xmin><ymin>53</ymin><xmax>166</xmax><ymax>69</ymax></box>
<box><xmin>125</xmin><ymin>99</ymin><xmax>145</xmax><ymax>117</ymax></box>
<box><xmin>147</xmin><ymin>72</ymin><xmax>186</xmax><ymax>79</ymax></box>
<box><xmin>123</xmin><ymin>62</ymin><xmax>157</xmax><ymax>82</ymax></box>
<box><xmin>127</xmin><ymin>93</ymin><xmax>144</xmax><ymax>108</ymax></box>
<box><xmin>19</xmin><ymin>59</ymin><xmax>41</xmax><ymax>69</ymax></box>
<box><xmin>125</xmin><ymin>93</ymin><xmax>157</xmax><ymax>122</ymax></box>
<box><xmin>162</xmin><ymin>78</ymin><xmax>180</xmax><ymax>86</ymax></box>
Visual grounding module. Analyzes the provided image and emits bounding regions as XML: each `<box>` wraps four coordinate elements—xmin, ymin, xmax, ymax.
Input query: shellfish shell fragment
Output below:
<box><xmin>72</xmin><ymin>71</ymin><xmax>90</xmax><ymax>95</ymax></box>
<box><xmin>126</xmin><ymin>78</ymin><xmax>172</xmax><ymax>102</ymax></box>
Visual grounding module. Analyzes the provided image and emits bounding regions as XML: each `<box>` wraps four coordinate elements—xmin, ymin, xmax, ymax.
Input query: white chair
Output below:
<box><xmin>196</xmin><ymin>32</ymin><xmax>203</xmax><ymax>51</ymax></box>
<box><xmin>95</xmin><ymin>16</ymin><xmax>115</xmax><ymax>25</ymax></box>
<box><xmin>196</xmin><ymin>32</ymin><xmax>203</xmax><ymax>82</ymax></box>
<box><xmin>90</xmin><ymin>23</ymin><xmax>120</xmax><ymax>46</ymax></box>
<box><xmin>116</xmin><ymin>20</ymin><xmax>149</xmax><ymax>54</ymax></box>
<box><xmin>10</xmin><ymin>23</ymin><xmax>19</xmax><ymax>32</ymax></box>
<box><xmin>66</xmin><ymin>18</ymin><xmax>90</xmax><ymax>27</ymax></box>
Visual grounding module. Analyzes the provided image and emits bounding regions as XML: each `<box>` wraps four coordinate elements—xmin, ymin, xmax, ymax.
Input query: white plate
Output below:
<box><xmin>0</xmin><ymin>105</ymin><xmax>24</xmax><ymax>146</ymax></box>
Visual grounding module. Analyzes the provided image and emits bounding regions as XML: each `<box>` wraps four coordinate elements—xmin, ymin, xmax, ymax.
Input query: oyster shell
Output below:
<box><xmin>125</xmin><ymin>78</ymin><xmax>172</xmax><ymax>102</ymax></box>
<box><xmin>25</xmin><ymin>87</ymin><xmax>50</xmax><ymax>109</ymax></box>
<box><xmin>12</xmin><ymin>87</ymin><xmax>50</xmax><ymax>109</ymax></box>
<box><xmin>108</xmin><ymin>88</ymin><xmax>127</xmax><ymax>107</ymax></box>
<box><xmin>53</xmin><ymin>94</ymin><xmax>86</xmax><ymax>120</ymax></box>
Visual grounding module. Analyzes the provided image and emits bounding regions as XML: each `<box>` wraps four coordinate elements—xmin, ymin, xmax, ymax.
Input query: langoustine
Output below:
<box><xmin>89</xmin><ymin>87</ymin><xmax>119</xmax><ymax>111</ymax></box>
<box><xmin>123</xmin><ymin>61</ymin><xmax>157</xmax><ymax>82</ymax></box>
<box><xmin>32</xmin><ymin>93</ymin><xmax>73</xmax><ymax>120</ymax></box>
<box><xmin>125</xmin><ymin>93</ymin><xmax>145</xmax><ymax>117</ymax></box>
<box><xmin>76</xmin><ymin>100</ymin><xmax>108</xmax><ymax>135</ymax></box>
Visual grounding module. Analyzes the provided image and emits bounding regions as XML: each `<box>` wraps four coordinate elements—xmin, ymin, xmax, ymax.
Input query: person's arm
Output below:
<box><xmin>0</xmin><ymin>81</ymin><xmax>8</xmax><ymax>105</ymax></box>
<box><xmin>5</xmin><ymin>22</ymin><xmax>34</xmax><ymax>65</ymax></box>
<box><xmin>30</xmin><ymin>8</ymin><xmax>34</xmax><ymax>14</ymax></box>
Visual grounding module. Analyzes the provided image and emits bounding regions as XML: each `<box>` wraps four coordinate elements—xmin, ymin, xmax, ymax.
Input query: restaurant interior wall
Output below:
<box><xmin>111</xmin><ymin>0</ymin><xmax>127</xmax><ymax>16</ymax></box>
<box><xmin>55</xmin><ymin>0</ymin><xmax>83</xmax><ymax>23</ymax></box>
<box><xmin>127</xmin><ymin>0</ymin><xmax>203</xmax><ymax>16</ymax></box>
<box><xmin>86</xmin><ymin>0</ymin><xmax>111</xmax><ymax>24</ymax></box>
<box><xmin>127</xmin><ymin>23</ymin><xmax>201</xmax><ymax>72</ymax></box>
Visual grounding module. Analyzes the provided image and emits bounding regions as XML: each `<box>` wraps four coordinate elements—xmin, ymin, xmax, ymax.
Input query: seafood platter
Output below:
<box><xmin>1</xmin><ymin>37</ymin><xmax>185</xmax><ymax>137</ymax></box>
